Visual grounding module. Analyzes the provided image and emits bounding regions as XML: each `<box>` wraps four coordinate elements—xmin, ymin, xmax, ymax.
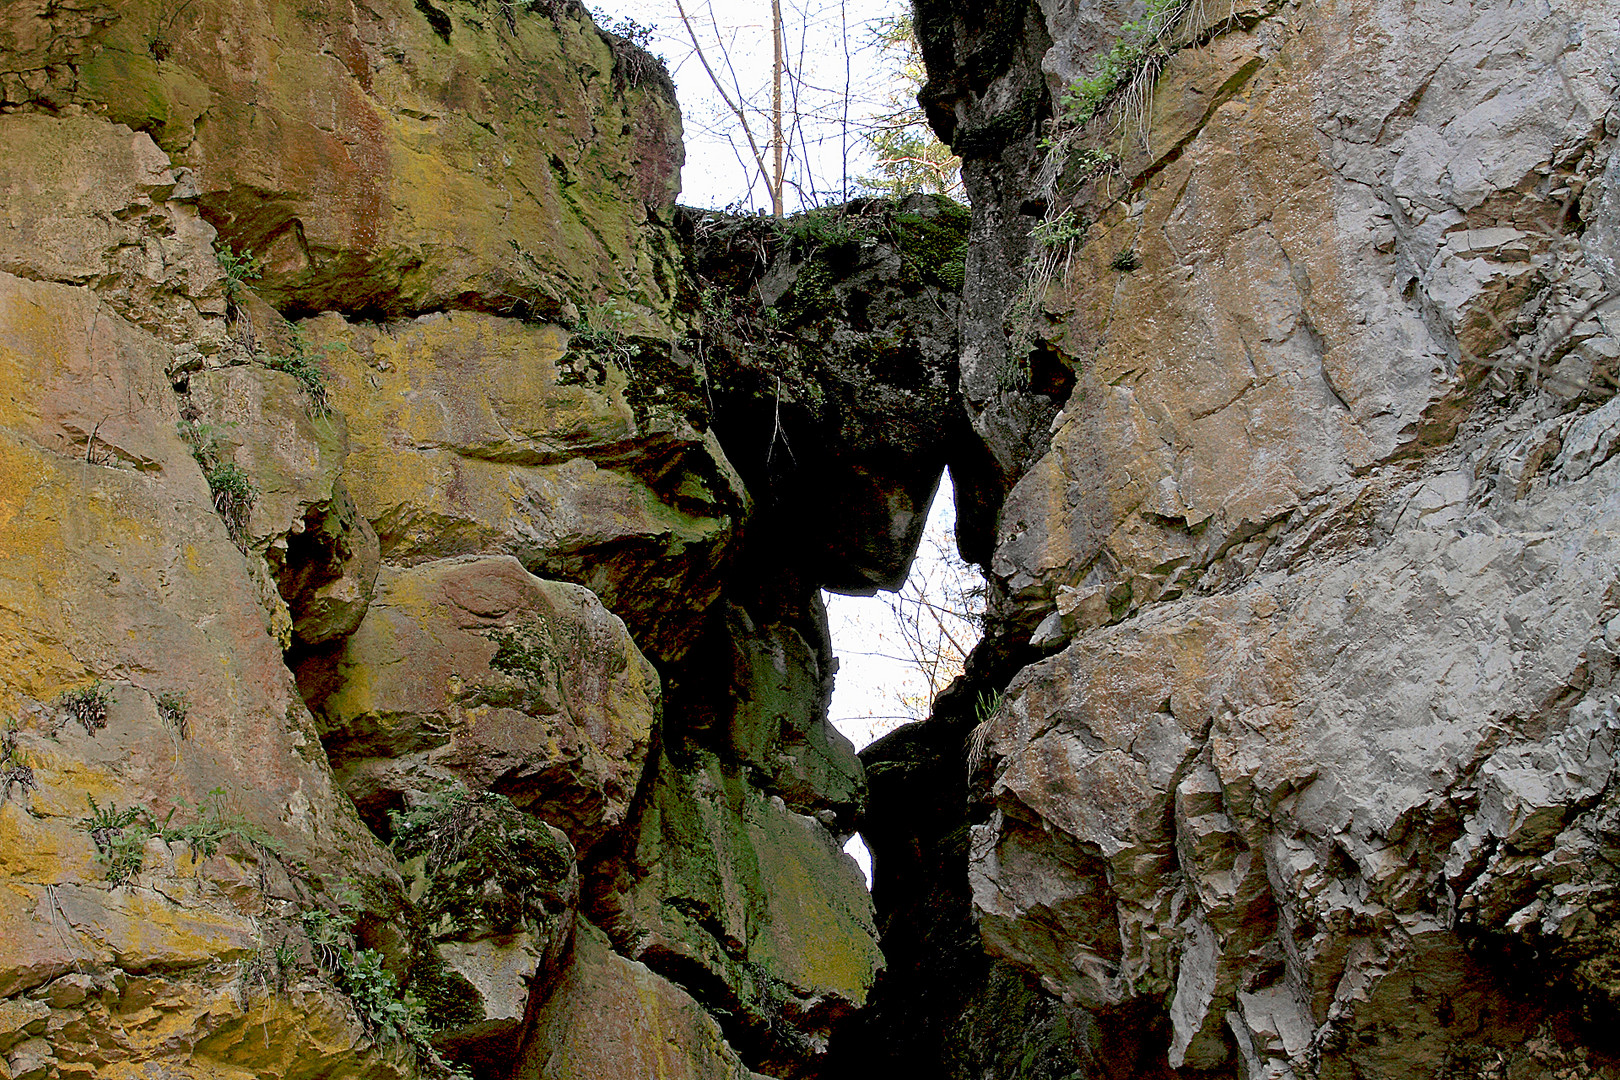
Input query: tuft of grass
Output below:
<box><xmin>59</xmin><ymin>681</ymin><xmax>111</xmax><ymax>735</ymax></box>
<box><xmin>1</xmin><ymin>720</ymin><xmax>37</xmax><ymax>805</ymax></box>
<box><xmin>157</xmin><ymin>691</ymin><xmax>189</xmax><ymax>739</ymax></box>
<box><xmin>1056</xmin><ymin>0</ymin><xmax>1190</xmax><ymax>134</ymax></box>
<box><xmin>1111</xmin><ymin>248</ymin><xmax>1142</xmax><ymax>272</ymax></box>
<box><xmin>206</xmin><ymin>462</ymin><xmax>257</xmax><ymax>549</ymax></box>
<box><xmin>178</xmin><ymin>420</ymin><xmax>258</xmax><ymax>550</ymax></box>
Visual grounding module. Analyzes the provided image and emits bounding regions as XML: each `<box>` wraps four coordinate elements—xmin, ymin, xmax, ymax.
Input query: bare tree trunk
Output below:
<box><xmin>771</xmin><ymin>0</ymin><xmax>785</xmax><ymax>217</ymax></box>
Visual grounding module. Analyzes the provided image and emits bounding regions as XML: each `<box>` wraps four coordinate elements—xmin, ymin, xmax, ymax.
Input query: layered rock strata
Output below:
<box><xmin>0</xmin><ymin>3</ymin><xmax>966</xmax><ymax>1079</ymax></box>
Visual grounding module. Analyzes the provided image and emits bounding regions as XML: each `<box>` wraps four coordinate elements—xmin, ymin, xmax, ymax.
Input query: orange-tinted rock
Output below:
<box><xmin>307</xmin><ymin>309</ymin><xmax>744</xmax><ymax>661</ymax></box>
<box><xmin>46</xmin><ymin>0</ymin><xmax>683</xmax><ymax>324</ymax></box>
<box><xmin>306</xmin><ymin>555</ymin><xmax>659</xmax><ymax>853</ymax></box>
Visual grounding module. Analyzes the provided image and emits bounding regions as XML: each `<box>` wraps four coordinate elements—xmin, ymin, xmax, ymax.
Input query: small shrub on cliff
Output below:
<box><xmin>156</xmin><ymin>691</ymin><xmax>189</xmax><ymax>739</ymax></box>
<box><xmin>260</xmin><ymin>328</ymin><xmax>331</xmax><ymax>416</ymax></box>
<box><xmin>215</xmin><ymin>245</ymin><xmax>263</xmax><ymax>310</ymax></box>
<box><xmin>342</xmin><ymin>947</ymin><xmax>431</xmax><ymax>1043</ymax></box>
<box><xmin>1031</xmin><ymin>209</ymin><xmax>1088</xmax><ymax>249</ymax></box>
<box><xmin>0</xmin><ymin>722</ymin><xmax>36</xmax><ymax>805</ymax></box>
<box><xmin>58</xmin><ymin>681</ymin><xmax>111</xmax><ymax>735</ymax></box>
<box><xmin>299</xmin><ymin>896</ymin><xmax>472</xmax><ymax>1076</ymax></box>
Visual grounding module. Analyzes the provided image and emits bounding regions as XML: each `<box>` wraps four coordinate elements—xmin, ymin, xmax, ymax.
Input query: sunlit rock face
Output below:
<box><xmin>0</xmin><ymin>3</ymin><xmax>950</xmax><ymax>1079</ymax></box>
<box><xmin>847</xmin><ymin>0</ymin><xmax>1620</xmax><ymax>1077</ymax></box>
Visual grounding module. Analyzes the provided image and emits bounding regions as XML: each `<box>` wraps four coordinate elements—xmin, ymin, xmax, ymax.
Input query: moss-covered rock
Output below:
<box><xmin>395</xmin><ymin>789</ymin><xmax>580</xmax><ymax>1068</ymax></box>
<box><xmin>305</xmin><ymin>309</ymin><xmax>745</xmax><ymax>662</ymax></box>
<box><xmin>305</xmin><ymin>555</ymin><xmax>659</xmax><ymax>854</ymax></box>
<box><xmin>17</xmin><ymin>0</ymin><xmax>686</xmax><ymax>326</ymax></box>
<box><xmin>618</xmin><ymin>745</ymin><xmax>882</xmax><ymax>1077</ymax></box>
<box><xmin>685</xmin><ymin>193</ymin><xmax>969</xmax><ymax>593</ymax></box>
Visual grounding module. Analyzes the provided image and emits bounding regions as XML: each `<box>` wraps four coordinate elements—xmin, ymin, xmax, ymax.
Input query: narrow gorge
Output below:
<box><xmin>0</xmin><ymin>1</ymin><xmax>1618</xmax><ymax>1079</ymax></box>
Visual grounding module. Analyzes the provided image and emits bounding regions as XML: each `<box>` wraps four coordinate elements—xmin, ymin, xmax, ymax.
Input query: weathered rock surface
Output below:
<box><xmin>688</xmin><ymin>196</ymin><xmax>972</xmax><ymax>592</ymax></box>
<box><xmin>305</xmin><ymin>555</ymin><xmax>659</xmax><ymax>853</ymax></box>
<box><xmin>0</xmin><ymin>263</ymin><xmax>404</xmax><ymax>1077</ymax></box>
<box><xmin>0</xmin><ymin>112</ymin><xmax>226</xmax><ymax>351</ymax></box>
<box><xmin>611</xmin><ymin>743</ymin><xmax>882</xmax><ymax>1075</ymax></box>
<box><xmin>1</xmin><ymin>0</ymin><xmax>685</xmax><ymax>324</ymax></box>
<box><xmin>305</xmin><ymin>308</ymin><xmax>744</xmax><ymax>662</ymax></box>
<box><xmin>0</xmin><ymin>4</ymin><xmax>901</xmax><ymax>1079</ymax></box>
<box><xmin>857</xmin><ymin>0</ymin><xmax>1620</xmax><ymax>1077</ymax></box>
<box><xmin>516</xmin><ymin>919</ymin><xmax>759</xmax><ymax>1080</ymax></box>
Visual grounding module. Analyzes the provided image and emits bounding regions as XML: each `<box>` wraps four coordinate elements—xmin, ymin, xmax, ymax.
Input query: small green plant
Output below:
<box><xmin>1057</xmin><ymin>0</ymin><xmax>1189</xmax><ymax>132</ymax></box>
<box><xmin>79</xmin><ymin>787</ymin><xmax>280</xmax><ymax>886</ymax></box>
<box><xmin>206</xmin><ymin>461</ymin><xmax>257</xmax><ymax>548</ymax></box>
<box><xmin>215</xmin><ymin>245</ymin><xmax>263</xmax><ymax>308</ymax></box>
<box><xmin>1031</xmin><ymin>208</ymin><xmax>1089</xmax><ymax>248</ymax></box>
<box><xmin>259</xmin><ymin>327</ymin><xmax>330</xmax><ymax>416</ymax></box>
<box><xmin>243</xmin><ymin>933</ymin><xmax>302</xmax><ymax>994</ymax></box>
<box><xmin>59</xmin><ymin>681</ymin><xmax>111</xmax><ymax>735</ymax></box>
<box><xmin>1</xmin><ymin>721</ymin><xmax>37</xmax><ymax>805</ymax></box>
<box><xmin>80</xmin><ymin>794</ymin><xmax>147</xmax><ymax>885</ymax></box>
<box><xmin>1111</xmin><ymin>248</ymin><xmax>1142</xmax><ymax>272</ymax></box>
<box><xmin>343</xmin><ymin>947</ymin><xmax>431</xmax><ymax>1043</ymax></box>
<box><xmin>177</xmin><ymin>420</ymin><xmax>257</xmax><ymax>550</ymax></box>
<box><xmin>782</xmin><ymin>205</ymin><xmax>868</xmax><ymax>253</ymax></box>
<box><xmin>298</xmin><ymin>895</ymin><xmax>467</xmax><ymax>1066</ymax></box>
<box><xmin>572</xmin><ymin>300</ymin><xmax>635</xmax><ymax>350</ymax></box>
<box><xmin>301</xmin><ymin>906</ymin><xmax>351</xmax><ymax>973</ymax></box>
<box><xmin>157</xmin><ymin>691</ymin><xmax>189</xmax><ymax>739</ymax></box>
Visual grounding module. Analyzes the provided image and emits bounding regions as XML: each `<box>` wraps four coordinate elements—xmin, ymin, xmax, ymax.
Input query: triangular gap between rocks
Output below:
<box><xmin>822</xmin><ymin>468</ymin><xmax>988</xmax><ymax>888</ymax></box>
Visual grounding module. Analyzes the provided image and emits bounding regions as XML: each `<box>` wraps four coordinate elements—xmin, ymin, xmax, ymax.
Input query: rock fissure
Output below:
<box><xmin>7</xmin><ymin>0</ymin><xmax>1620</xmax><ymax>1078</ymax></box>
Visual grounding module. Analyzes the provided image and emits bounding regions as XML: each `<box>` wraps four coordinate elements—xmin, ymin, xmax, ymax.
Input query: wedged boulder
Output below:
<box><xmin>306</xmin><ymin>309</ymin><xmax>744</xmax><ymax>661</ymax></box>
<box><xmin>689</xmin><ymin>196</ymin><xmax>968</xmax><ymax>592</ymax></box>
<box><xmin>516</xmin><ymin>918</ymin><xmax>758</xmax><ymax>1080</ymax></box>
<box><xmin>618</xmin><ymin>745</ymin><xmax>882</xmax><ymax>1077</ymax></box>
<box><xmin>393</xmin><ymin>790</ymin><xmax>580</xmax><ymax>1072</ymax></box>
<box><xmin>304</xmin><ymin>555</ymin><xmax>660</xmax><ymax>853</ymax></box>
<box><xmin>24</xmin><ymin>0</ymin><xmax>683</xmax><ymax>323</ymax></box>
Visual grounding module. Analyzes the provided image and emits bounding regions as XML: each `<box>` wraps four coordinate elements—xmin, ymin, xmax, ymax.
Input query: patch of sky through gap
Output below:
<box><xmin>823</xmin><ymin>471</ymin><xmax>986</xmax><ymax>887</ymax></box>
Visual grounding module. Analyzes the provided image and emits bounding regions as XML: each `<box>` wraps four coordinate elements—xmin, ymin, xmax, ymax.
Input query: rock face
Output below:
<box><xmin>0</xmin><ymin>3</ymin><xmax>918</xmax><ymax>1080</ymax></box>
<box><xmin>16</xmin><ymin>0</ymin><xmax>1610</xmax><ymax>1076</ymax></box>
<box><xmin>848</xmin><ymin>0</ymin><xmax>1620</xmax><ymax>1077</ymax></box>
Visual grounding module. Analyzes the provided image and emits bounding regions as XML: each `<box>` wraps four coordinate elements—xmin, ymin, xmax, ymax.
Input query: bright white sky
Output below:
<box><xmin>586</xmin><ymin>0</ymin><xmax>983</xmax><ymax>886</ymax></box>
<box><xmin>822</xmin><ymin>475</ymin><xmax>983</xmax><ymax>885</ymax></box>
<box><xmin>589</xmin><ymin>0</ymin><xmax>913</xmax><ymax>211</ymax></box>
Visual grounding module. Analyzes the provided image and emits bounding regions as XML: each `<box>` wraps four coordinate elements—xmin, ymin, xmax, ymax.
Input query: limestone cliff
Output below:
<box><xmin>845</xmin><ymin>0</ymin><xmax>1620</xmax><ymax>1078</ymax></box>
